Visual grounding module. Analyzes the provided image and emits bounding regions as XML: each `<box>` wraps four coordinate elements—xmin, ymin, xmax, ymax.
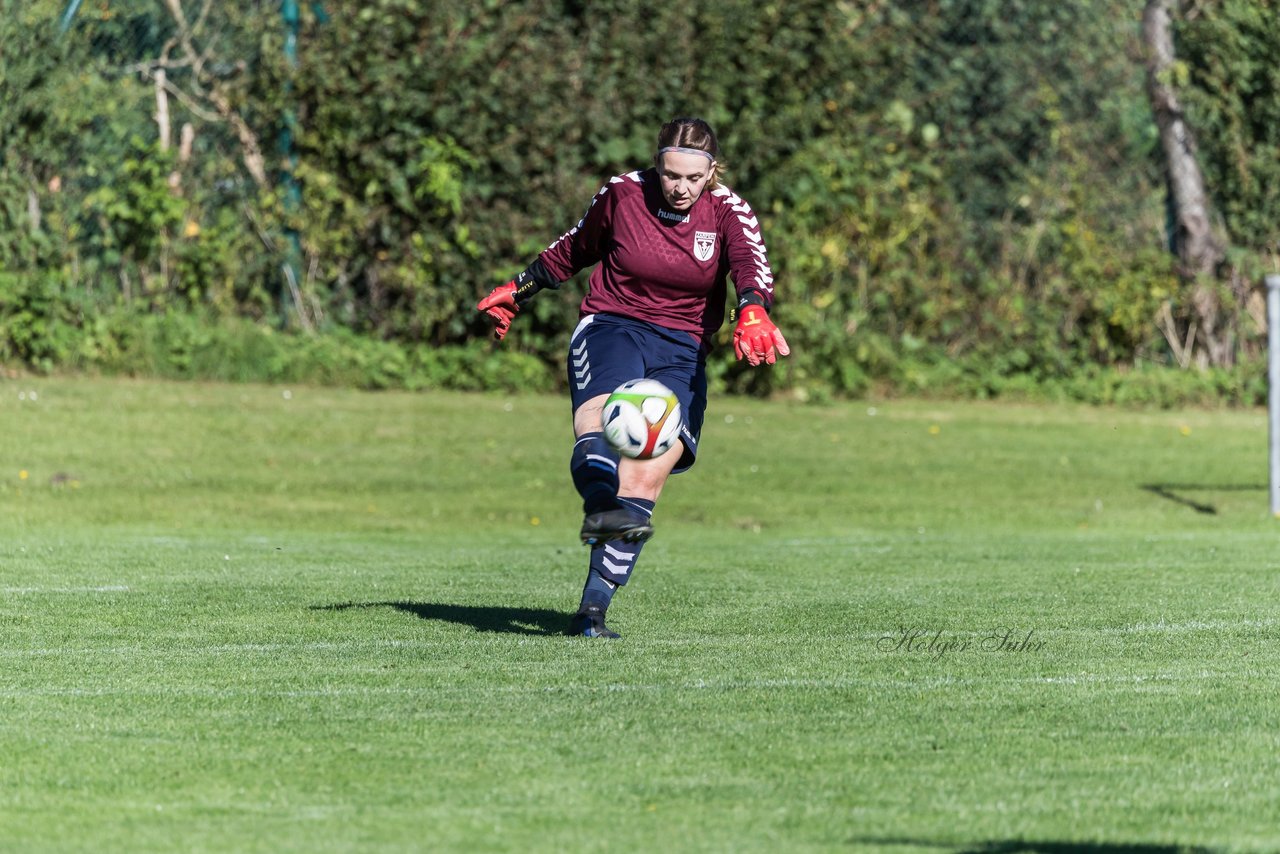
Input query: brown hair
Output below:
<box><xmin>656</xmin><ymin>117</ymin><xmax>724</xmax><ymax>187</ymax></box>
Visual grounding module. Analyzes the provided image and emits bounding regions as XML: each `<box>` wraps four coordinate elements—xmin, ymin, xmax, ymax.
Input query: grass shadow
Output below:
<box><xmin>1140</xmin><ymin>482</ymin><xmax>1266</xmax><ymax>515</ymax></box>
<box><xmin>850</xmin><ymin>838</ymin><xmax>1217</xmax><ymax>854</ymax></box>
<box><xmin>314</xmin><ymin>601</ymin><xmax>567</xmax><ymax>636</ymax></box>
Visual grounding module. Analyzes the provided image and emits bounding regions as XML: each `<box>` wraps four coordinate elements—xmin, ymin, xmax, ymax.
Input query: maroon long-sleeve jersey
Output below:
<box><xmin>537</xmin><ymin>168</ymin><xmax>775</xmax><ymax>348</ymax></box>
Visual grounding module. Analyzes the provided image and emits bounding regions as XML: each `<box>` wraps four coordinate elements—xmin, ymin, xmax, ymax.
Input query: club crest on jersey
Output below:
<box><xmin>694</xmin><ymin>230</ymin><xmax>716</xmax><ymax>262</ymax></box>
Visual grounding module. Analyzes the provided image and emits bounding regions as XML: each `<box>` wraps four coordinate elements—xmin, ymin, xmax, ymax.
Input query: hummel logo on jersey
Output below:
<box><xmin>694</xmin><ymin>231</ymin><xmax>716</xmax><ymax>262</ymax></box>
<box><xmin>658</xmin><ymin>208</ymin><xmax>690</xmax><ymax>223</ymax></box>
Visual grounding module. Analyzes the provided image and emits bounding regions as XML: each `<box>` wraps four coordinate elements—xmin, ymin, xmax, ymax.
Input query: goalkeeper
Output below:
<box><xmin>477</xmin><ymin>117</ymin><xmax>789</xmax><ymax>638</ymax></box>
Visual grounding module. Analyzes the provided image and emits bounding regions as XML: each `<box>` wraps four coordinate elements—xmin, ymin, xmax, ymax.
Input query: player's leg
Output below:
<box><xmin>571</xmin><ymin>443</ymin><xmax>682</xmax><ymax>638</ymax></box>
<box><xmin>571</xmin><ymin>375</ymin><xmax>698</xmax><ymax>636</ymax></box>
<box><xmin>565</xmin><ymin>317</ymin><xmax>656</xmax><ymax>543</ymax></box>
<box><xmin>569</xmin><ymin>393</ymin><xmax>622</xmax><ymax>517</ymax></box>
<box><xmin>572</xmin><ymin>395</ymin><xmax>685</xmax><ymax>539</ymax></box>
<box><xmin>566</xmin><ymin>317</ymin><xmax>705</xmax><ymax>638</ymax></box>
<box><xmin>577</xmin><ymin>448</ymin><xmax>681</xmax><ymax>606</ymax></box>
<box><xmin>616</xmin><ymin>444</ymin><xmax>682</xmax><ymax>500</ymax></box>
<box><xmin>565</xmin><ymin>317</ymin><xmax>641</xmax><ymax>517</ymax></box>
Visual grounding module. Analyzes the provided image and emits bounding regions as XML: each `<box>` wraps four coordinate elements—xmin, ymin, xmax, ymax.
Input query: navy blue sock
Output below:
<box><xmin>570</xmin><ymin>432</ymin><xmax>621</xmax><ymax>514</ymax></box>
<box><xmin>578</xmin><ymin>497</ymin><xmax>656</xmax><ymax>612</ymax></box>
<box><xmin>579</xmin><ymin>567</ymin><xmax>618</xmax><ymax>612</ymax></box>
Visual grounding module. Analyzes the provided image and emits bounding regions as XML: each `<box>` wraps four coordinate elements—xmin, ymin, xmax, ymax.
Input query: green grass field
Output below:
<box><xmin>2</xmin><ymin>376</ymin><xmax>1278</xmax><ymax>853</ymax></box>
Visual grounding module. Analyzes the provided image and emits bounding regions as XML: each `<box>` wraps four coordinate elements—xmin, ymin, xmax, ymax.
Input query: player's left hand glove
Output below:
<box><xmin>733</xmin><ymin>304</ymin><xmax>790</xmax><ymax>366</ymax></box>
<box><xmin>477</xmin><ymin>281</ymin><xmax>519</xmax><ymax>341</ymax></box>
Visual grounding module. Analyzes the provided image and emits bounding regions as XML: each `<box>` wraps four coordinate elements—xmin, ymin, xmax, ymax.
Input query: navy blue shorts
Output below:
<box><xmin>567</xmin><ymin>313</ymin><xmax>707</xmax><ymax>473</ymax></box>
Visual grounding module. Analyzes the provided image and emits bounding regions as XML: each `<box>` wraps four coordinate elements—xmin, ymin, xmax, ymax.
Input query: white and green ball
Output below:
<box><xmin>601</xmin><ymin>379</ymin><xmax>683</xmax><ymax>460</ymax></box>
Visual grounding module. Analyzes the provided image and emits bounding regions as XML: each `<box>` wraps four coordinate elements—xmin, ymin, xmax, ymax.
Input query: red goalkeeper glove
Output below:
<box><xmin>733</xmin><ymin>304</ymin><xmax>790</xmax><ymax>366</ymax></box>
<box><xmin>477</xmin><ymin>281</ymin><xmax>519</xmax><ymax>341</ymax></box>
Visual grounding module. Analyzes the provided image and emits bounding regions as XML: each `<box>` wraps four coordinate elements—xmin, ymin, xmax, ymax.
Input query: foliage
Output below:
<box><xmin>1</xmin><ymin>0</ymin><xmax>1278</xmax><ymax>401</ymax></box>
<box><xmin>0</xmin><ymin>271</ymin><xmax>84</xmax><ymax>372</ymax></box>
<box><xmin>1175</xmin><ymin>0</ymin><xmax>1280</xmax><ymax>266</ymax></box>
<box><xmin>63</xmin><ymin>309</ymin><xmax>555</xmax><ymax>393</ymax></box>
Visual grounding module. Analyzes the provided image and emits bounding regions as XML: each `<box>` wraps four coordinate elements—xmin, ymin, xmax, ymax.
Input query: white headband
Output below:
<box><xmin>658</xmin><ymin>146</ymin><xmax>715</xmax><ymax>162</ymax></box>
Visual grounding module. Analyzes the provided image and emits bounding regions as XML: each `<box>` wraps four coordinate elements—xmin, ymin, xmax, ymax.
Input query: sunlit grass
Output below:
<box><xmin>2</xmin><ymin>377</ymin><xmax>1277</xmax><ymax>853</ymax></box>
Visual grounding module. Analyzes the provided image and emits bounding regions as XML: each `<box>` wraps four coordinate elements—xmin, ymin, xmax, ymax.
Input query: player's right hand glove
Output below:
<box><xmin>477</xmin><ymin>281</ymin><xmax>519</xmax><ymax>341</ymax></box>
<box><xmin>733</xmin><ymin>304</ymin><xmax>790</xmax><ymax>366</ymax></box>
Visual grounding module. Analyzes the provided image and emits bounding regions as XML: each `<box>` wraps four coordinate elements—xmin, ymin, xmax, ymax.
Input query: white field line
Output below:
<box><xmin>0</xmin><ymin>669</ymin><xmax>1267</xmax><ymax>700</ymax></box>
<box><xmin>1</xmin><ymin>586</ymin><xmax>130</xmax><ymax>593</ymax></box>
<box><xmin>1092</xmin><ymin>617</ymin><xmax>1279</xmax><ymax>634</ymax></box>
<box><xmin>0</xmin><ymin>617</ymin><xmax>1274</xmax><ymax>661</ymax></box>
<box><xmin>0</xmin><ymin>639</ymin><xmax>437</xmax><ymax>659</ymax></box>
<box><xmin>108</xmin><ymin>801</ymin><xmax>352</xmax><ymax>819</ymax></box>
<box><xmin>867</xmin><ymin>617</ymin><xmax>1280</xmax><ymax>639</ymax></box>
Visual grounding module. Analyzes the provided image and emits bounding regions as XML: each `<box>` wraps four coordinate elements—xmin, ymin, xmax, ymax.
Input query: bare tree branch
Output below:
<box><xmin>157</xmin><ymin>0</ymin><xmax>267</xmax><ymax>186</ymax></box>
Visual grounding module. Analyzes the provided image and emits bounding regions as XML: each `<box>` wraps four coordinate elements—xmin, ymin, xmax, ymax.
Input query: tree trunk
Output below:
<box><xmin>1142</xmin><ymin>0</ymin><xmax>1224</xmax><ymax>278</ymax></box>
<box><xmin>155</xmin><ymin>68</ymin><xmax>171</xmax><ymax>151</ymax></box>
<box><xmin>1142</xmin><ymin>0</ymin><xmax>1232</xmax><ymax>366</ymax></box>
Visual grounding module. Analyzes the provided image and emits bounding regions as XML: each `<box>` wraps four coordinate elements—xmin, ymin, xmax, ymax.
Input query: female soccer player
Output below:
<box><xmin>477</xmin><ymin>117</ymin><xmax>789</xmax><ymax>638</ymax></box>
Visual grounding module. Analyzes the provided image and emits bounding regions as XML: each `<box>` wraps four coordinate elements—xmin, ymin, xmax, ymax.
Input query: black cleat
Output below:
<box><xmin>580</xmin><ymin>508</ymin><xmax>654</xmax><ymax>546</ymax></box>
<box><xmin>569</xmin><ymin>605</ymin><xmax>620</xmax><ymax>638</ymax></box>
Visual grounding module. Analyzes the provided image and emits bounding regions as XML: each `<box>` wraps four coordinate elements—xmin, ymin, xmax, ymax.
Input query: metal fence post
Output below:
<box><xmin>1268</xmin><ymin>274</ymin><xmax>1280</xmax><ymax>516</ymax></box>
<box><xmin>58</xmin><ymin>0</ymin><xmax>83</xmax><ymax>34</ymax></box>
<box><xmin>279</xmin><ymin>0</ymin><xmax>303</xmax><ymax>329</ymax></box>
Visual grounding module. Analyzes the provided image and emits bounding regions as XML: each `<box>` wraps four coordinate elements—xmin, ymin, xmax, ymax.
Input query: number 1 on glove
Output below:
<box><xmin>733</xmin><ymin>304</ymin><xmax>790</xmax><ymax>366</ymax></box>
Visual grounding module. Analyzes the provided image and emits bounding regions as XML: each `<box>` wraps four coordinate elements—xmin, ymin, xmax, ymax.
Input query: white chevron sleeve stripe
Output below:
<box><xmin>543</xmin><ymin>181</ymin><xmax>616</xmax><ymax>252</ymax></box>
<box><xmin>713</xmin><ymin>185</ymin><xmax>775</xmax><ymax>295</ymax></box>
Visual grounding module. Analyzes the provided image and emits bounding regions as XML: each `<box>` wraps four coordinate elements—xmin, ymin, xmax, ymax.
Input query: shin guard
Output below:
<box><xmin>579</xmin><ymin>497</ymin><xmax>656</xmax><ymax>613</ymax></box>
<box><xmin>570</xmin><ymin>432</ymin><xmax>621</xmax><ymax>514</ymax></box>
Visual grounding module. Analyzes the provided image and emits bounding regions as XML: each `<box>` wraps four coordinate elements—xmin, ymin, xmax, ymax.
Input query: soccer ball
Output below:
<box><xmin>601</xmin><ymin>379</ymin><xmax>683</xmax><ymax>460</ymax></box>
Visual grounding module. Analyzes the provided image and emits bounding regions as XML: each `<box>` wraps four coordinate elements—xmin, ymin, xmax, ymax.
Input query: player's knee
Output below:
<box><xmin>617</xmin><ymin>441</ymin><xmax>682</xmax><ymax>501</ymax></box>
<box><xmin>618</xmin><ymin>468</ymin><xmax>666</xmax><ymax>502</ymax></box>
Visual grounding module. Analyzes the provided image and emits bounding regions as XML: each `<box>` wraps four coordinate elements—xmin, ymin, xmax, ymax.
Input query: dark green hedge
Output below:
<box><xmin>2</xmin><ymin>0</ymin><xmax>1277</xmax><ymax>400</ymax></box>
